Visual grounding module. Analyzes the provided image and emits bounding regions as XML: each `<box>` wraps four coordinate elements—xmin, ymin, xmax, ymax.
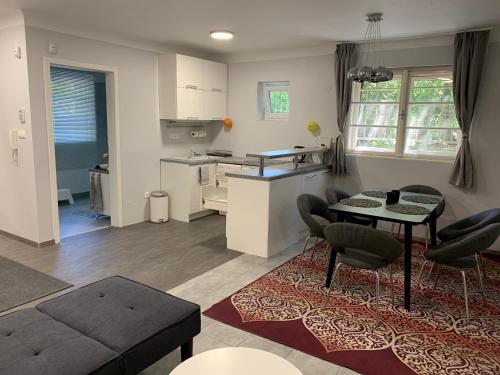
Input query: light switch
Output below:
<box><xmin>17</xmin><ymin>130</ymin><xmax>27</xmax><ymax>139</ymax></box>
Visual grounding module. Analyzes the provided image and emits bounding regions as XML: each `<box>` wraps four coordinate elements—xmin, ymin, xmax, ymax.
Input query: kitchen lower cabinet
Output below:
<box><xmin>160</xmin><ymin>161</ymin><xmax>216</xmax><ymax>222</ymax></box>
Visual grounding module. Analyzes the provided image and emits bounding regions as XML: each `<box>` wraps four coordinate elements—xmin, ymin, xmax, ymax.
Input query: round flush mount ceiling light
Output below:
<box><xmin>210</xmin><ymin>30</ymin><xmax>234</xmax><ymax>40</ymax></box>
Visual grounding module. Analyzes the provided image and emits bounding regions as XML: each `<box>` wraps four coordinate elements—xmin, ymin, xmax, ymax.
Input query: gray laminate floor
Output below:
<box><xmin>59</xmin><ymin>197</ymin><xmax>111</xmax><ymax>238</ymax></box>
<box><xmin>0</xmin><ymin>214</ymin><xmax>240</xmax><ymax>315</ymax></box>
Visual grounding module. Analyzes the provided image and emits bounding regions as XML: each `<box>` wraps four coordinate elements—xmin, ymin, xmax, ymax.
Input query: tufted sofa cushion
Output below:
<box><xmin>36</xmin><ymin>276</ymin><xmax>200</xmax><ymax>374</ymax></box>
<box><xmin>0</xmin><ymin>309</ymin><xmax>119</xmax><ymax>375</ymax></box>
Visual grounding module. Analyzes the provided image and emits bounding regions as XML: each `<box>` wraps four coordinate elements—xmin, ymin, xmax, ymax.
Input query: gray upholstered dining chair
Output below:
<box><xmin>437</xmin><ymin>208</ymin><xmax>500</xmax><ymax>279</ymax></box>
<box><xmin>417</xmin><ymin>223</ymin><xmax>500</xmax><ymax>322</ymax></box>
<box><xmin>394</xmin><ymin>184</ymin><xmax>445</xmax><ymax>249</ymax></box>
<box><xmin>324</xmin><ymin>223</ymin><xmax>403</xmax><ymax>325</ymax></box>
<box><xmin>296</xmin><ymin>194</ymin><xmax>337</xmax><ymax>269</ymax></box>
<box><xmin>325</xmin><ymin>186</ymin><xmax>377</xmax><ymax>228</ymax></box>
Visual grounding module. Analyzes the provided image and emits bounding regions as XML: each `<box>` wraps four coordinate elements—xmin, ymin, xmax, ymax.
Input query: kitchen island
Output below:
<box><xmin>226</xmin><ymin>148</ymin><xmax>332</xmax><ymax>258</ymax></box>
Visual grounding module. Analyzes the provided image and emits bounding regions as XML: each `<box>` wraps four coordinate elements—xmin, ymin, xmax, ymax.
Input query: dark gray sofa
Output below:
<box><xmin>0</xmin><ymin>276</ymin><xmax>200</xmax><ymax>375</ymax></box>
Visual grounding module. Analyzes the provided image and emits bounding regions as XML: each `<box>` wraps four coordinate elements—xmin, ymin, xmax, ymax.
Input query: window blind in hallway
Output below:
<box><xmin>50</xmin><ymin>67</ymin><xmax>97</xmax><ymax>143</ymax></box>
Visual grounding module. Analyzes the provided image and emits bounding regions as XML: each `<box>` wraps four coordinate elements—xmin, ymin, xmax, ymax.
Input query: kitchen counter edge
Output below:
<box><xmin>226</xmin><ymin>164</ymin><xmax>331</xmax><ymax>181</ymax></box>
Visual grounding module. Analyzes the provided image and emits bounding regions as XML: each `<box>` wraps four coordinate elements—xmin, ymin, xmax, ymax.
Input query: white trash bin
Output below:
<box><xmin>150</xmin><ymin>191</ymin><xmax>168</xmax><ymax>223</ymax></box>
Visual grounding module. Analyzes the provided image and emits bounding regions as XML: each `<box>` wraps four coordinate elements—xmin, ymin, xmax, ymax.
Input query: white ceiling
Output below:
<box><xmin>1</xmin><ymin>0</ymin><xmax>500</xmax><ymax>55</ymax></box>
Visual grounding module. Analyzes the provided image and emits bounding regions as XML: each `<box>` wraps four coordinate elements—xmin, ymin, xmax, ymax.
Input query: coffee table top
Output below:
<box><xmin>170</xmin><ymin>347</ymin><xmax>302</xmax><ymax>375</ymax></box>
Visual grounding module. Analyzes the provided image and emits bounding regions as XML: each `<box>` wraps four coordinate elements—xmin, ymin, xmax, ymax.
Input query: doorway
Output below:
<box><xmin>51</xmin><ymin>66</ymin><xmax>110</xmax><ymax>238</ymax></box>
<box><xmin>44</xmin><ymin>58</ymin><xmax>123</xmax><ymax>243</ymax></box>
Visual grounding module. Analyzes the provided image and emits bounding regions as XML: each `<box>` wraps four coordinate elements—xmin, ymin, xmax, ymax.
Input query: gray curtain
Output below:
<box><xmin>333</xmin><ymin>43</ymin><xmax>356</xmax><ymax>175</ymax></box>
<box><xmin>449</xmin><ymin>30</ymin><xmax>490</xmax><ymax>188</ymax></box>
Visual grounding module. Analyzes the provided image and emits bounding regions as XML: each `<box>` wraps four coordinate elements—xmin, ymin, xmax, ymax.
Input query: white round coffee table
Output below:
<box><xmin>170</xmin><ymin>347</ymin><xmax>302</xmax><ymax>375</ymax></box>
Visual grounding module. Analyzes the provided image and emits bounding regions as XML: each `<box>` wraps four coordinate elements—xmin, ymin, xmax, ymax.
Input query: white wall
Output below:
<box><xmin>0</xmin><ymin>24</ymin><xmax>40</xmax><ymax>242</ymax></box>
<box><xmin>211</xmin><ymin>55</ymin><xmax>336</xmax><ymax>155</ymax></box>
<box><xmin>24</xmin><ymin>26</ymin><xmax>215</xmax><ymax>243</ymax></box>
<box><xmin>217</xmin><ymin>38</ymin><xmax>500</xmax><ymax>249</ymax></box>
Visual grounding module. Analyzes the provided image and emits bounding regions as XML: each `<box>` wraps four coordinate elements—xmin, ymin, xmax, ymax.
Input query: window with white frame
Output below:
<box><xmin>259</xmin><ymin>81</ymin><xmax>289</xmax><ymax>120</ymax></box>
<box><xmin>346</xmin><ymin>67</ymin><xmax>460</xmax><ymax>158</ymax></box>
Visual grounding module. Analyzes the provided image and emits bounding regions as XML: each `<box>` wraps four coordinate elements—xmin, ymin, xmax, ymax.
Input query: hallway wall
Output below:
<box><xmin>0</xmin><ymin>22</ymin><xmax>40</xmax><ymax>242</ymax></box>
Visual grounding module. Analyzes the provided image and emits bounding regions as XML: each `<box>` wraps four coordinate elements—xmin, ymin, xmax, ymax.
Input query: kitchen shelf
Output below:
<box><xmin>246</xmin><ymin>147</ymin><xmax>329</xmax><ymax>176</ymax></box>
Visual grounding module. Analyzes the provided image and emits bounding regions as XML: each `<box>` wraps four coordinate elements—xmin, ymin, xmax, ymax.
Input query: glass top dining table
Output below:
<box><xmin>327</xmin><ymin>191</ymin><xmax>444</xmax><ymax>311</ymax></box>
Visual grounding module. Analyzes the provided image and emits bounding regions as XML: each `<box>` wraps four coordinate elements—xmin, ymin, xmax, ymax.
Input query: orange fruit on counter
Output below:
<box><xmin>223</xmin><ymin>118</ymin><xmax>233</xmax><ymax>128</ymax></box>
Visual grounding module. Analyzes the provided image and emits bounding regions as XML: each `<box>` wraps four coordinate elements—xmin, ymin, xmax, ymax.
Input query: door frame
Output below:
<box><xmin>43</xmin><ymin>57</ymin><xmax>123</xmax><ymax>243</ymax></box>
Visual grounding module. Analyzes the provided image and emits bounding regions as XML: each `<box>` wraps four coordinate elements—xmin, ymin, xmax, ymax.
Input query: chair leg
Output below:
<box><xmin>388</xmin><ymin>264</ymin><xmax>394</xmax><ymax>306</ymax></box>
<box><xmin>296</xmin><ymin>235</ymin><xmax>312</xmax><ymax>270</ymax></box>
<box><xmin>461</xmin><ymin>270</ymin><xmax>469</xmax><ymax>323</ymax></box>
<box><xmin>478</xmin><ymin>253</ymin><xmax>488</xmax><ymax>281</ymax></box>
<box><xmin>375</xmin><ymin>270</ymin><xmax>381</xmax><ymax>326</ymax></box>
<box><xmin>427</xmin><ymin>262</ymin><xmax>435</xmax><ymax>279</ymax></box>
<box><xmin>433</xmin><ymin>264</ymin><xmax>441</xmax><ymax>290</ymax></box>
<box><xmin>424</xmin><ymin>224</ymin><xmax>429</xmax><ymax>251</ymax></box>
<box><xmin>397</xmin><ymin>223</ymin><xmax>402</xmax><ymax>239</ymax></box>
<box><xmin>309</xmin><ymin>237</ymin><xmax>320</xmax><ymax>261</ymax></box>
<box><xmin>475</xmin><ymin>254</ymin><xmax>486</xmax><ymax>302</ymax></box>
<box><xmin>325</xmin><ymin>262</ymin><xmax>343</xmax><ymax>304</ymax></box>
<box><xmin>391</xmin><ymin>223</ymin><xmax>395</xmax><ymax>236</ymax></box>
<box><xmin>416</xmin><ymin>260</ymin><xmax>429</xmax><ymax>290</ymax></box>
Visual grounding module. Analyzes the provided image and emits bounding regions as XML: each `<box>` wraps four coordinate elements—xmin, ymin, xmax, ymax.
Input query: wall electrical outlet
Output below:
<box><xmin>190</xmin><ymin>130</ymin><xmax>207</xmax><ymax>138</ymax></box>
<box><xmin>168</xmin><ymin>132</ymin><xmax>181</xmax><ymax>140</ymax></box>
<box><xmin>144</xmin><ymin>192</ymin><xmax>150</xmax><ymax>199</ymax></box>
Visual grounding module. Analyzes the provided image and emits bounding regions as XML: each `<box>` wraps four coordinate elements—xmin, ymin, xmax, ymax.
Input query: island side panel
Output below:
<box><xmin>226</xmin><ymin>177</ymin><xmax>271</xmax><ymax>257</ymax></box>
<box><xmin>267</xmin><ymin>170</ymin><xmax>332</xmax><ymax>256</ymax></box>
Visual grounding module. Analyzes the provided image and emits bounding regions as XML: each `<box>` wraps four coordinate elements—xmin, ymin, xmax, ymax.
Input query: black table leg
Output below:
<box><xmin>430</xmin><ymin>211</ymin><xmax>437</xmax><ymax>247</ymax></box>
<box><xmin>325</xmin><ymin>247</ymin><xmax>337</xmax><ymax>288</ymax></box>
<box><xmin>404</xmin><ymin>223</ymin><xmax>413</xmax><ymax>311</ymax></box>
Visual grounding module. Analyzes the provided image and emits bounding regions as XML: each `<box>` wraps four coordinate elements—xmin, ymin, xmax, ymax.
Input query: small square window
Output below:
<box><xmin>257</xmin><ymin>81</ymin><xmax>289</xmax><ymax>120</ymax></box>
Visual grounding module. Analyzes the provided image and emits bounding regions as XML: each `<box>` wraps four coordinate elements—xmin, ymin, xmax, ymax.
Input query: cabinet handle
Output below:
<box><xmin>185</xmin><ymin>85</ymin><xmax>198</xmax><ymax>89</ymax></box>
<box><xmin>212</xmin><ymin>88</ymin><xmax>223</xmax><ymax>92</ymax></box>
<box><xmin>212</xmin><ymin>117</ymin><xmax>223</xmax><ymax>120</ymax></box>
<box><xmin>186</xmin><ymin>116</ymin><xmax>198</xmax><ymax>120</ymax></box>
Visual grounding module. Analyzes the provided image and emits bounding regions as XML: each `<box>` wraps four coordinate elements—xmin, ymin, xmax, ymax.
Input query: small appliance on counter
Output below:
<box><xmin>206</xmin><ymin>150</ymin><xmax>233</xmax><ymax>157</ymax></box>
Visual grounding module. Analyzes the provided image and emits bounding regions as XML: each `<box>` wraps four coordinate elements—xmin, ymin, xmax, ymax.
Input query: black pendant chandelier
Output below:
<box><xmin>347</xmin><ymin>13</ymin><xmax>393</xmax><ymax>83</ymax></box>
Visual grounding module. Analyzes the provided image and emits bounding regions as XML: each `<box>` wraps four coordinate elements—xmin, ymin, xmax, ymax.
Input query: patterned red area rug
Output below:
<box><xmin>204</xmin><ymin>241</ymin><xmax>500</xmax><ymax>375</ymax></box>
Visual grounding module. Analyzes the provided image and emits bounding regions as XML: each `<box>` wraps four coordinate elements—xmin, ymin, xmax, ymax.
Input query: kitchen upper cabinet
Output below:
<box><xmin>159</xmin><ymin>54</ymin><xmax>227</xmax><ymax>120</ymax></box>
<box><xmin>177</xmin><ymin>87</ymin><xmax>203</xmax><ymax>120</ymax></box>
<box><xmin>203</xmin><ymin>90</ymin><xmax>227</xmax><ymax>121</ymax></box>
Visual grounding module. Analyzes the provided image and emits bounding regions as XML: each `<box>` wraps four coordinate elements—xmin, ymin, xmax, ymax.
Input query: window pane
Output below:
<box><xmin>405</xmin><ymin>128</ymin><xmax>460</xmax><ymax>156</ymax></box>
<box><xmin>349</xmin><ymin>103</ymin><xmax>399</xmax><ymax>126</ymax></box>
<box><xmin>407</xmin><ymin>103</ymin><xmax>459</xmax><ymax>128</ymax></box>
<box><xmin>353</xmin><ymin>80</ymin><xmax>402</xmax><ymax>102</ymax></box>
<box><xmin>348</xmin><ymin>126</ymin><xmax>397</xmax><ymax>153</ymax></box>
<box><xmin>404</xmin><ymin>72</ymin><xmax>459</xmax><ymax>157</ymax></box>
<box><xmin>269</xmin><ymin>90</ymin><xmax>289</xmax><ymax>113</ymax></box>
<box><xmin>410</xmin><ymin>78</ymin><xmax>453</xmax><ymax>102</ymax></box>
<box><xmin>347</xmin><ymin>77</ymin><xmax>401</xmax><ymax>153</ymax></box>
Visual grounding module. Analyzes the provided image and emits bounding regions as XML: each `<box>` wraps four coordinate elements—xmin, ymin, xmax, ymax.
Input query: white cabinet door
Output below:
<box><xmin>202</xmin><ymin>90</ymin><xmax>227</xmax><ymax>120</ymax></box>
<box><xmin>176</xmin><ymin>55</ymin><xmax>204</xmax><ymax>89</ymax></box>
<box><xmin>202</xmin><ymin>60</ymin><xmax>227</xmax><ymax>92</ymax></box>
<box><xmin>189</xmin><ymin>166</ymin><xmax>203</xmax><ymax>214</ymax></box>
<box><xmin>189</xmin><ymin>164</ymin><xmax>217</xmax><ymax>214</ymax></box>
<box><xmin>177</xmin><ymin>88</ymin><xmax>203</xmax><ymax>120</ymax></box>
